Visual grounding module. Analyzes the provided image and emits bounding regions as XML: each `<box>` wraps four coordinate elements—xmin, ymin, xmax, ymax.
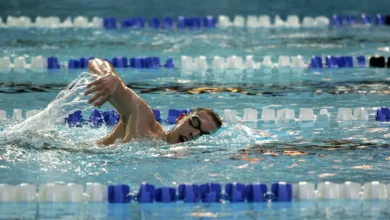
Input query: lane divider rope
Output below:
<box><xmin>1</xmin><ymin>117</ymin><xmax>387</xmax><ymax>202</ymax></box>
<box><xmin>3</xmin><ymin>55</ymin><xmax>390</xmax><ymax>71</ymax></box>
<box><xmin>2</xmin><ymin>54</ymin><xmax>390</xmax><ymax>71</ymax></box>
<box><xmin>1</xmin><ymin>14</ymin><xmax>389</xmax><ymax>29</ymax></box>
<box><xmin>0</xmin><ymin>181</ymin><xmax>389</xmax><ymax>203</ymax></box>
<box><xmin>1</xmin><ymin>107</ymin><xmax>389</xmax><ymax>127</ymax></box>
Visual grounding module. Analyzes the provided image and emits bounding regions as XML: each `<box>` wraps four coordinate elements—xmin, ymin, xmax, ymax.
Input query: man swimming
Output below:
<box><xmin>84</xmin><ymin>58</ymin><xmax>222</xmax><ymax>145</ymax></box>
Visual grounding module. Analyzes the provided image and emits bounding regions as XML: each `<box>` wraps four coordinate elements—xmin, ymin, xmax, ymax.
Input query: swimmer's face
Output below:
<box><xmin>170</xmin><ymin>111</ymin><xmax>219</xmax><ymax>143</ymax></box>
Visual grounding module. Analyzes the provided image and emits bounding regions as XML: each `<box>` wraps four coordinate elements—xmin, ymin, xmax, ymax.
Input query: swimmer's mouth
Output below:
<box><xmin>179</xmin><ymin>135</ymin><xmax>188</xmax><ymax>143</ymax></box>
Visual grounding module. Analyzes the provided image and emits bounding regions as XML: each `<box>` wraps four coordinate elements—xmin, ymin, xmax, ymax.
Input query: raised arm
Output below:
<box><xmin>85</xmin><ymin>58</ymin><xmax>144</xmax><ymax>123</ymax></box>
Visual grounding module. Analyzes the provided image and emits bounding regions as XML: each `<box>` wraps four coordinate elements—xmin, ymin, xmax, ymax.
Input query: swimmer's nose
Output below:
<box><xmin>190</xmin><ymin>130</ymin><xmax>201</xmax><ymax>139</ymax></box>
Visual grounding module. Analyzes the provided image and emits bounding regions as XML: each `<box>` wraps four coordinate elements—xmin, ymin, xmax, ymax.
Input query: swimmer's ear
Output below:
<box><xmin>175</xmin><ymin>113</ymin><xmax>186</xmax><ymax>124</ymax></box>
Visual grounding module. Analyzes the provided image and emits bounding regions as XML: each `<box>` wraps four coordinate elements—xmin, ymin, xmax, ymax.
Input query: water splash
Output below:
<box><xmin>0</xmin><ymin>72</ymin><xmax>97</xmax><ymax>149</ymax></box>
<box><xmin>0</xmin><ymin>71</ymin><xmax>263</xmax><ymax>153</ymax></box>
<box><xmin>11</xmin><ymin>72</ymin><xmax>95</xmax><ymax>132</ymax></box>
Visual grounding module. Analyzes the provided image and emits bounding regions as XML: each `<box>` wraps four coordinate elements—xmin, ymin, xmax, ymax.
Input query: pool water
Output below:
<box><xmin>1</xmin><ymin>25</ymin><xmax>390</xmax><ymax>218</ymax></box>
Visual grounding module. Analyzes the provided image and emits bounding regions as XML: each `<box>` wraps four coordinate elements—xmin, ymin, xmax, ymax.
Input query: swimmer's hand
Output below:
<box><xmin>85</xmin><ymin>58</ymin><xmax>123</xmax><ymax>107</ymax></box>
<box><xmin>85</xmin><ymin>58</ymin><xmax>150</xmax><ymax>124</ymax></box>
<box><xmin>87</xmin><ymin>58</ymin><xmax>113</xmax><ymax>76</ymax></box>
<box><xmin>84</xmin><ymin>73</ymin><xmax>119</xmax><ymax>107</ymax></box>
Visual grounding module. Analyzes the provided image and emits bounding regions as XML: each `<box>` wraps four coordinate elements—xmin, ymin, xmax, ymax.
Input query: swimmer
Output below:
<box><xmin>84</xmin><ymin>58</ymin><xmax>222</xmax><ymax>145</ymax></box>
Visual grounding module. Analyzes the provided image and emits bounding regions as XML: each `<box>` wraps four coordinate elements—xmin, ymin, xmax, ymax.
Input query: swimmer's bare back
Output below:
<box><xmin>85</xmin><ymin>58</ymin><xmax>167</xmax><ymax>145</ymax></box>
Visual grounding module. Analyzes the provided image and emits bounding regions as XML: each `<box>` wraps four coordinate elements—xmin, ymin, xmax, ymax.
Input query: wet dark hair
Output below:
<box><xmin>191</xmin><ymin>108</ymin><xmax>222</xmax><ymax>129</ymax></box>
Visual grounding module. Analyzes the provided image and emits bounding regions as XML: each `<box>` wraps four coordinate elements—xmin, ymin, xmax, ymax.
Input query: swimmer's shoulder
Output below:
<box><xmin>150</xmin><ymin>120</ymin><xmax>166</xmax><ymax>138</ymax></box>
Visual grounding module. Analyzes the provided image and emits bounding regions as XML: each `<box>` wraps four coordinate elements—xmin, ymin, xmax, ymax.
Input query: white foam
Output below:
<box><xmin>6</xmin><ymin>72</ymin><xmax>95</xmax><ymax>133</ymax></box>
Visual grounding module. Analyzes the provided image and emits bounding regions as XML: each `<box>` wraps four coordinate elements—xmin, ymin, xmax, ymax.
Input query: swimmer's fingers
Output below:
<box><xmin>84</xmin><ymin>84</ymin><xmax>102</xmax><ymax>96</ymax></box>
<box><xmin>94</xmin><ymin>94</ymin><xmax>110</xmax><ymax>108</ymax></box>
<box><xmin>86</xmin><ymin>78</ymin><xmax>101</xmax><ymax>88</ymax></box>
<box><xmin>88</xmin><ymin>90</ymin><xmax>107</xmax><ymax>106</ymax></box>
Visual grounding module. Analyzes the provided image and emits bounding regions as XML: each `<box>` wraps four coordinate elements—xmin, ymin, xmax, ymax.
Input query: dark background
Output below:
<box><xmin>1</xmin><ymin>0</ymin><xmax>389</xmax><ymax>20</ymax></box>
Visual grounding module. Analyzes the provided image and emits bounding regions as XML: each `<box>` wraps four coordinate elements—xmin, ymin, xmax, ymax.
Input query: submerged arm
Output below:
<box><xmin>96</xmin><ymin>121</ymin><xmax>125</xmax><ymax>146</ymax></box>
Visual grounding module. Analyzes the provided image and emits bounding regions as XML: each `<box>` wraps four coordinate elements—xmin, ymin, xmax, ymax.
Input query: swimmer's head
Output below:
<box><xmin>166</xmin><ymin>108</ymin><xmax>222</xmax><ymax>144</ymax></box>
